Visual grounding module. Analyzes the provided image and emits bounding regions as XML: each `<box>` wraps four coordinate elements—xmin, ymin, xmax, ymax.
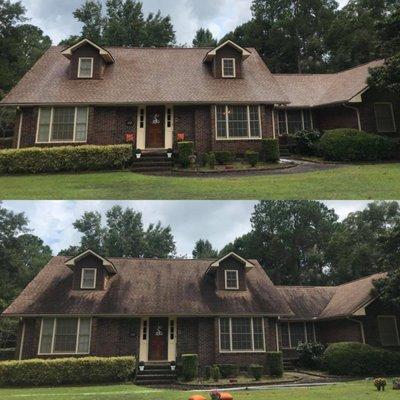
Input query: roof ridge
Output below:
<box><xmin>277</xmin><ymin>285</ymin><xmax>336</xmax><ymax>289</ymax></box>
<box><xmin>336</xmin><ymin>272</ymin><xmax>387</xmax><ymax>287</ymax></box>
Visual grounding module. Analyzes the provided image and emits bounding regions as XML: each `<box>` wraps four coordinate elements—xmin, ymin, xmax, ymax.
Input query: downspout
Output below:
<box><xmin>343</xmin><ymin>103</ymin><xmax>361</xmax><ymax>131</ymax></box>
<box><xmin>272</xmin><ymin>107</ymin><xmax>276</xmax><ymax>139</ymax></box>
<box><xmin>347</xmin><ymin>317</ymin><xmax>365</xmax><ymax>344</ymax></box>
<box><xmin>18</xmin><ymin>319</ymin><xmax>26</xmax><ymax>360</ymax></box>
<box><xmin>275</xmin><ymin>318</ymin><xmax>280</xmax><ymax>351</ymax></box>
<box><xmin>16</xmin><ymin>108</ymin><xmax>23</xmax><ymax>149</ymax></box>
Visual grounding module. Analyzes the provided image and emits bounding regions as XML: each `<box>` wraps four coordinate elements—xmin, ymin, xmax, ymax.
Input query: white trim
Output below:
<box><xmin>78</xmin><ymin>58</ymin><xmax>94</xmax><ymax>79</ymax></box>
<box><xmin>80</xmin><ymin>268</ymin><xmax>97</xmax><ymax>289</ymax></box>
<box><xmin>136</xmin><ymin>106</ymin><xmax>146</xmax><ymax>149</ymax></box>
<box><xmin>61</xmin><ymin>39</ymin><xmax>114</xmax><ymax>63</ymax></box>
<box><xmin>279</xmin><ymin>321</ymin><xmax>317</xmax><ymax>349</ymax></box>
<box><xmin>224</xmin><ymin>270</ymin><xmax>239</xmax><ymax>290</ymax></box>
<box><xmin>272</xmin><ymin>109</ymin><xmax>276</xmax><ymax>139</ymax></box>
<box><xmin>165</xmin><ymin>106</ymin><xmax>174</xmax><ymax>149</ymax></box>
<box><xmin>377</xmin><ymin>315</ymin><xmax>400</xmax><ymax>346</ymax></box>
<box><xmin>168</xmin><ymin>317</ymin><xmax>177</xmax><ymax>362</ymax></box>
<box><xmin>18</xmin><ymin>321</ymin><xmax>25</xmax><ymax>360</ymax></box>
<box><xmin>65</xmin><ymin>250</ymin><xmax>116</xmax><ymax>274</ymax></box>
<box><xmin>222</xmin><ymin>58</ymin><xmax>236</xmax><ymax>78</ymax></box>
<box><xmin>204</xmin><ymin>40</ymin><xmax>251</xmax><ymax>62</ymax></box>
<box><xmin>139</xmin><ymin>317</ymin><xmax>149</xmax><ymax>362</ymax></box>
<box><xmin>210</xmin><ymin>252</ymin><xmax>254</xmax><ymax>269</ymax></box>
<box><xmin>374</xmin><ymin>102</ymin><xmax>396</xmax><ymax>133</ymax></box>
<box><xmin>17</xmin><ymin>112</ymin><xmax>23</xmax><ymax>149</ymax></box>
<box><xmin>275</xmin><ymin>320</ymin><xmax>279</xmax><ymax>351</ymax></box>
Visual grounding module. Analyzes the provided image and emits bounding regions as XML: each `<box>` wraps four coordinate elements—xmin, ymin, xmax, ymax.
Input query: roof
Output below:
<box><xmin>1</xmin><ymin>46</ymin><xmax>288</xmax><ymax>106</ymax></box>
<box><xmin>274</xmin><ymin>59</ymin><xmax>385</xmax><ymax>107</ymax></box>
<box><xmin>61</xmin><ymin>39</ymin><xmax>115</xmax><ymax>63</ymax></box>
<box><xmin>2</xmin><ymin>256</ymin><xmax>293</xmax><ymax>317</ymax></box>
<box><xmin>204</xmin><ymin>40</ymin><xmax>251</xmax><ymax>63</ymax></box>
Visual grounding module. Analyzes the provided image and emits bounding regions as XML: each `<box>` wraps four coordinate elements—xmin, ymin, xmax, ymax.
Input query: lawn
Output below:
<box><xmin>0</xmin><ymin>381</ymin><xmax>397</xmax><ymax>400</ymax></box>
<box><xmin>0</xmin><ymin>164</ymin><xmax>399</xmax><ymax>200</ymax></box>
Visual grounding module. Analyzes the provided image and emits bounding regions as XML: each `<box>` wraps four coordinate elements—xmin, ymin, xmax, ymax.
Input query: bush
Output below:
<box><xmin>296</xmin><ymin>342</ymin><xmax>326</xmax><ymax>369</ymax></box>
<box><xmin>181</xmin><ymin>354</ymin><xmax>198</xmax><ymax>381</ymax></box>
<box><xmin>204</xmin><ymin>365</ymin><xmax>212</xmax><ymax>380</ymax></box>
<box><xmin>214</xmin><ymin>151</ymin><xmax>234</xmax><ymax>165</ymax></box>
<box><xmin>248</xmin><ymin>364</ymin><xmax>263</xmax><ymax>381</ymax></box>
<box><xmin>208</xmin><ymin>153</ymin><xmax>216</xmax><ymax>169</ymax></box>
<box><xmin>0</xmin><ymin>356</ymin><xmax>135</xmax><ymax>387</ymax></box>
<box><xmin>322</xmin><ymin>342</ymin><xmax>400</xmax><ymax>376</ymax></box>
<box><xmin>0</xmin><ymin>349</ymin><xmax>15</xmax><ymax>361</ymax></box>
<box><xmin>217</xmin><ymin>364</ymin><xmax>239</xmax><ymax>378</ymax></box>
<box><xmin>266</xmin><ymin>352</ymin><xmax>283</xmax><ymax>377</ymax></box>
<box><xmin>261</xmin><ymin>139</ymin><xmax>280</xmax><ymax>162</ymax></box>
<box><xmin>245</xmin><ymin>150</ymin><xmax>259</xmax><ymax>167</ymax></box>
<box><xmin>211</xmin><ymin>365</ymin><xmax>220</xmax><ymax>382</ymax></box>
<box><xmin>177</xmin><ymin>141</ymin><xmax>194</xmax><ymax>168</ymax></box>
<box><xmin>319</xmin><ymin>129</ymin><xmax>395</xmax><ymax>162</ymax></box>
<box><xmin>290</xmin><ymin>129</ymin><xmax>322</xmax><ymax>155</ymax></box>
<box><xmin>0</xmin><ymin>145</ymin><xmax>132</xmax><ymax>175</ymax></box>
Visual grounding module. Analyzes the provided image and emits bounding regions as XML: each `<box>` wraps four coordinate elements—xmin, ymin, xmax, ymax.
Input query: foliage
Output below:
<box><xmin>319</xmin><ymin>129</ymin><xmax>395</xmax><ymax>162</ymax></box>
<box><xmin>245</xmin><ymin>151</ymin><xmax>259</xmax><ymax>167</ymax></box>
<box><xmin>207</xmin><ymin>153</ymin><xmax>216</xmax><ymax>169</ymax></box>
<box><xmin>0</xmin><ymin>145</ymin><xmax>132</xmax><ymax>174</ymax></box>
<box><xmin>374</xmin><ymin>378</ymin><xmax>387</xmax><ymax>391</ymax></box>
<box><xmin>0</xmin><ymin>348</ymin><xmax>14</xmax><ymax>361</ymax></box>
<box><xmin>377</xmin><ymin>8</ymin><xmax>400</xmax><ymax>56</ymax></box>
<box><xmin>211</xmin><ymin>365</ymin><xmax>220</xmax><ymax>382</ymax></box>
<box><xmin>248</xmin><ymin>364</ymin><xmax>263</xmax><ymax>380</ymax></box>
<box><xmin>181</xmin><ymin>354</ymin><xmax>198</xmax><ymax>382</ymax></box>
<box><xmin>0</xmin><ymin>318</ymin><xmax>17</xmax><ymax>349</ymax></box>
<box><xmin>368</xmin><ymin>53</ymin><xmax>400</xmax><ymax>94</ymax></box>
<box><xmin>261</xmin><ymin>139</ymin><xmax>280</xmax><ymax>162</ymax></box>
<box><xmin>266</xmin><ymin>352</ymin><xmax>283</xmax><ymax>377</ymax></box>
<box><xmin>204</xmin><ymin>365</ymin><xmax>212</xmax><ymax>380</ymax></box>
<box><xmin>296</xmin><ymin>342</ymin><xmax>326</xmax><ymax>368</ymax></box>
<box><xmin>373</xmin><ymin>269</ymin><xmax>400</xmax><ymax>311</ymax></box>
<box><xmin>322</xmin><ymin>342</ymin><xmax>400</xmax><ymax>376</ymax></box>
<box><xmin>214</xmin><ymin>151</ymin><xmax>234</xmax><ymax>165</ymax></box>
<box><xmin>177</xmin><ymin>141</ymin><xmax>194</xmax><ymax>168</ymax></box>
<box><xmin>0</xmin><ymin>356</ymin><xmax>135</xmax><ymax>387</ymax></box>
<box><xmin>290</xmin><ymin>129</ymin><xmax>323</xmax><ymax>156</ymax></box>
<box><xmin>192</xmin><ymin>239</ymin><xmax>218</xmax><ymax>259</ymax></box>
<box><xmin>193</xmin><ymin>28</ymin><xmax>217</xmax><ymax>47</ymax></box>
<box><xmin>59</xmin><ymin>205</ymin><xmax>176</xmax><ymax>258</ymax></box>
<box><xmin>217</xmin><ymin>364</ymin><xmax>239</xmax><ymax>378</ymax></box>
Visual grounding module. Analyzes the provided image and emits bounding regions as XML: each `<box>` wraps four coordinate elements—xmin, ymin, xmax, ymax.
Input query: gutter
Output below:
<box><xmin>343</xmin><ymin>103</ymin><xmax>362</xmax><ymax>131</ymax></box>
<box><xmin>347</xmin><ymin>317</ymin><xmax>366</xmax><ymax>344</ymax></box>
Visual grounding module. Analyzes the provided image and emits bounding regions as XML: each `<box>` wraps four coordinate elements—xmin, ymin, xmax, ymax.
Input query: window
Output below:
<box><xmin>290</xmin><ymin>322</ymin><xmax>306</xmax><ymax>347</ymax></box>
<box><xmin>78</xmin><ymin>57</ymin><xmax>94</xmax><ymax>78</ymax></box>
<box><xmin>81</xmin><ymin>268</ymin><xmax>97</xmax><ymax>289</ymax></box>
<box><xmin>374</xmin><ymin>103</ymin><xmax>396</xmax><ymax>133</ymax></box>
<box><xmin>287</xmin><ymin>110</ymin><xmax>303</xmax><ymax>134</ymax></box>
<box><xmin>170</xmin><ymin>319</ymin><xmax>175</xmax><ymax>340</ymax></box>
<box><xmin>378</xmin><ymin>316</ymin><xmax>400</xmax><ymax>346</ymax></box>
<box><xmin>38</xmin><ymin>318</ymin><xmax>91</xmax><ymax>355</ymax></box>
<box><xmin>37</xmin><ymin>107</ymin><xmax>88</xmax><ymax>143</ymax></box>
<box><xmin>277</xmin><ymin>109</ymin><xmax>313</xmax><ymax>136</ymax></box>
<box><xmin>279</xmin><ymin>322</ymin><xmax>317</xmax><ymax>349</ymax></box>
<box><xmin>166</xmin><ymin>108</ymin><xmax>173</xmax><ymax>128</ymax></box>
<box><xmin>222</xmin><ymin>58</ymin><xmax>236</xmax><ymax>78</ymax></box>
<box><xmin>219</xmin><ymin>317</ymin><xmax>265</xmax><ymax>352</ymax></box>
<box><xmin>142</xmin><ymin>319</ymin><xmax>148</xmax><ymax>341</ymax></box>
<box><xmin>139</xmin><ymin>108</ymin><xmax>145</xmax><ymax>129</ymax></box>
<box><xmin>225</xmin><ymin>270</ymin><xmax>239</xmax><ymax>290</ymax></box>
<box><xmin>216</xmin><ymin>105</ymin><xmax>261</xmax><ymax>139</ymax></box>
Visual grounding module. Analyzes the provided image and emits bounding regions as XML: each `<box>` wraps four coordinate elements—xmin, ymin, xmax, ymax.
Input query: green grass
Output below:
<box><xmin>0</xmin><ymin>164</ymin><xmax>399</xmax><ymax>199</ymax></box>
<box><xmin>0</xmin><ymin>381</ymin><xmax>397</xmax><ymax>400</ymax></box>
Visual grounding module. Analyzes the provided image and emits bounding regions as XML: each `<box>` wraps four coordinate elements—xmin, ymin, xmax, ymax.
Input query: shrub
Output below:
<box><xmin>0</xmin><ymin>145</ymin><xmax>132</xmax><ymax>175</ymax></box>
<box><xmin>291</xmin><ymin>129</ymin><xmax>322</xmax><ymax>155</ymax></box>
<box><xmin>248</xmin><ymin>364</ymin><xmax>263</xmax><ymax>381</ymax></box>
<box><xmin>177</xmin><ymin>141</ymin><xmax>194</xmax><ymax>168</ymax></box>
<box><xmin>296</xmin><ymin>342</ymin><xmax>326</xmax><ymax>369</ymax></box>
<box><xmin>322</xmin><ymin>342</ymin><xmax>400</xmax><ymax>376</ymax></box>
<box><xmin>261</xmin><ymin>139</ymin><xmax>280</xmax><ymax>162</ymax></box>
<box><xmin>217</xmin><ymin>364</ymin><xmax>239</xmax><ymax>378</ymax></box>
<box><xmin>266</xmin><ymin>352</ymin><xmax>283</xmax><ymax>377</ymax></box>
<box><xmin>208</xmin><ymin>153</ymin><xmax>216</xmax><ymax>169</ymax></box>
<box><xmin>245</xmin><ymin>150</ymin><xmax>259</xmax><ymax>167</ymax></box>
<box><xmin>0</xmin><ymin>356</ymin><xmax>135</xmax><ymax>387</ymax></box>
<box><xmin>319</xmin><ymin>129</ymin><xmax>395</xmax><ymax>162</ymax></box>
<box><xmin>181</xmin><ymin>354</ymin><xmax>198</xmax><ymax>381</ymax></box>
<box><xmin>211</xmin><ymin>365</ymin><xmax>220</xmax><ymax>382</ymax></box>
<box><xmin>0</xmin><ymin>349</ymin><xmax>15</xmax><ymax>361</ymax></box>
<box><xmin>214</xmin><ymin>151</ymin><xmax>234</xmax><ymax>165</ymax></box>
<box><xmin>204</xmin><ymin>365</ymin><xmax>212</xmax><ymax>380</ymax></box>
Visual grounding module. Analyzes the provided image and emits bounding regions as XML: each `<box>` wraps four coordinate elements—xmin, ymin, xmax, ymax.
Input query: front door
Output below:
<box><xmin>146</xmin><ymin>106</ymin><xmax>165</xmax><ymax>148</ymax></box>
<box><xmin>148</xmin><ymin>318</ymin><xmax>169</xmax><ymax>361</ymax></box>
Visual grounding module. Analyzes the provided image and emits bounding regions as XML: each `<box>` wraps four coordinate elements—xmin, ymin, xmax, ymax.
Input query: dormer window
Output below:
<box><xmin>225</xmin><ymin>270</ymin><xmax>239</xmax><ymax>290</ymax></box>
<box><xmin>78</xmin><ymin>58</ymin><xmax>94</xmax><ymax>78</ymax></box>
<box><xmin>222</xmin><ymin>58</ymin><xmax>236</xmax><ymax>78</ymax></box>
<box><xmin>81</xmin><ymin>268</ymin><xmax>97</xmax><ymax>289</ymax></box>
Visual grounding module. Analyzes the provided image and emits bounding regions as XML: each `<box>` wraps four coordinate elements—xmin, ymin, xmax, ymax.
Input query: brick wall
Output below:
<box><xmin>313</xmin><ymin>105</ymin><xmax>359</xmax><ymax>132</ymax></box>
<box><xmin>317</xmin><ymin>319</ymin><xmax>363</xmax><ymax>345</ymax></box>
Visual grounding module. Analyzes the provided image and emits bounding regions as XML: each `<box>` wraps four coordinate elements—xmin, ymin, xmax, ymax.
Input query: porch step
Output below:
<box><xmin>135</xmin><ymin>362</ymin><xmax>177</xmax><ymax>386</ymax></box>
<box><xmin>131</xmin><ymin>153</ymin><xmax>173</xmax><ymax>173</ymax></box>
<box><xmin>283</xmin><ymin>359</ymin><xmax>297</xmax><ymax>371</ymax></box>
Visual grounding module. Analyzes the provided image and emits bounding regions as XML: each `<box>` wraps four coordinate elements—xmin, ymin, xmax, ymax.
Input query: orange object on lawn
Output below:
<box><xmin>219</xmin><ymin>393</ymin><xmax>234</xmax><ymax>400</ymax></box>
<box><xmin>189</xmin><ymin>396</ymin><xmax>207</xmax><ymax>400</ymax></box>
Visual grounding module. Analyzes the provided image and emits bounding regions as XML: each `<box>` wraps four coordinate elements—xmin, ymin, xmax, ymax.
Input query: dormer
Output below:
<box><xmin>61</xmin><ymin>39</ymin><xmax>115</xmax><ymax>80</ymax></box>
<box><xmin>206</xmin><ymin>252</ymin><xmax>254</xmax><ymax>291</ymax></box>
<box><xmin>203</xmin><ymin>40</ymin><xmax>251</xmax><ymax>79</ymax></box>
<box><xmin>65</xmin><ymin>250</ymin><xmax>117</xmax><ymax>291</ymax></box>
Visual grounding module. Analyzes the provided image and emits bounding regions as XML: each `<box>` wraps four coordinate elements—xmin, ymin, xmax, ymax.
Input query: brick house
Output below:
<box><xmin>2</xmin><ymin>250</ymin><xmax>399</xmax><ymax>369</ymax></box>
<box><xmin>1</xmin><ymin>39</ymin><xmax>398</xmax><ymax>155</ymax></box>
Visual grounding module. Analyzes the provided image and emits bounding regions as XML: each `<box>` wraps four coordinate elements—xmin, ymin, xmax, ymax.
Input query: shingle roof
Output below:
<box><xmin>2</xmin><ymin>256</ymin><xmax>293</xmax><ymax>317</ymax></box>
<box><xmin>274</xmin><ymin>60</ymin><xmax>385</xmax><ymax>107</ymax></box>
<box><xmin>1</xmin><ymin>46</ymin><xmax>289</xmax><ymax>106</ymax></box>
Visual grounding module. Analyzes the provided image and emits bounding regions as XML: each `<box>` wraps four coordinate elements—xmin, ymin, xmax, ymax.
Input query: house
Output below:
<box><xmin>1</xmin><ymin>39</ymin><xmax>398</xmax><ymax>156</ymax></box>
<box><xmin>2</xmin><ymin>250</ymin><xmax>399</xmax><ymax>370</ymax></box>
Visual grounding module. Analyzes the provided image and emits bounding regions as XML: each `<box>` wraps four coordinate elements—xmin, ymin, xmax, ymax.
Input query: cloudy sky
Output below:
<box><xmin>18</xmin><ymin>0</ymin><xmax>349</xmax><ymax>45</ymax></box>
<box><xmin>4</xmin><ymin>201</ymin><xmax>372</xmax><ymax>257</ymax></box>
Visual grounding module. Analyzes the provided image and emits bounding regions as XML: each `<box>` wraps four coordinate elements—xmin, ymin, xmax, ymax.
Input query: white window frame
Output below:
<box><xmin>218</xmin><ymin>317</ymin><xmax>266</xmax><ymax>353</ymax></box>
<box><xmin>78</xmin><ymin>57</ymin><xmax>94</xmax><ymax>79</ymax></box>
<box><xmin>38</xmin><ymin>317</ymin><xmax>92</xmax><ymax>355</ymax></box>
<box><xmin>280</xmin><ymin>321</ymin><xmax>317</xmax><ymax>349</ymax></box>
<box><xmin>225</xmin><ymin>270</ymin><xmax>239</xmax><ymax>290</ymax></box>
<box><xmin>36</xmin><ymin>107</ymin><xmax>89</xmax><ymax>144</ymax></box>
<box><xmin>374</xmin><ymin>102</ymin><xmax>396</xmax><ymax>133</ymax></box>
<box><xmin>378</xmin><ymin>315</ymin><xmax>400</xmax><ymax>346</ymax></box>
<box><xmin>80</xmin><ymin>268</ymin><xmax>97</xmax><ymax>290</ymax></box>
<box><xmin>276</xmin><ymin>109</ymin><xmax>314</xmax><ymax>136</ymax></box>
<box><xmin>215</xmin><ymin>105</ymin><xmax>262</xmax><ymax>140</ymax></box>
<box><xmin>222</xmin><ymin>58</ymin><xmax>236</xmax><ymax>78</ymax></box>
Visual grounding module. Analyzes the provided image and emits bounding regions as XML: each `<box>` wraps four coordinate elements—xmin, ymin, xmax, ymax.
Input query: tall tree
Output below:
<box><xmin>73</xmin><ymin>0</ymin><xmax>105</xmax><ymax>44</ymax></box>
<box><xmin>193</xmin><ymin>28</ymin><xmax>217</xmax><ymax>47</ymax></box>
<box><xmin>368</xmin><ymin>53</ymin><xmax>400</xmax><ymax>94</ymax></box>
<box><xmin>376</xmin><ymin>7</ymin><xmax>400</xmax><ymax>56</ymax></box>
<box><xmin>192</xmin><ymin>239</ymin><xmax>218</xmax><ymax>259</ymax></box>
<box><xmin>142</xmin><ymin>11</ymin><xmax>175</xmax><ymax>47</ymax></box>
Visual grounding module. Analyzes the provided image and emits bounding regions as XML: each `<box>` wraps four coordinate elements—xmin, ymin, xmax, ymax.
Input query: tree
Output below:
<box><xmin>192</xmin><ymin>239</ymin><xmax>218</xmax><ymax>259</ymax></box>
<box><xmin>368</xmin><ymin>53</ymin><xmax>400</xmax><ymax>94</ymax></box>
<box><xmin>377</xmin><ymin>7</ymin><xmax>400</xmax><ymax>56</ymax></box>
<box><xmin>73</xmin><ymin>0</ymin><xmax>105</xmax><ymax>44</ymax></box>
<box><xmin>373</xmin><ymin>269</ymin><xmax>400</xmax><ymax>310</ymax></box>
<box><xmin>193</xmin><ymin>28</ymin><xmax>217</xmax><ymax>47</ymax></box>
<box><xmin>142</xmin><ymin>11</ymin><xmax>175</xmax><ymax>47</ymax></box>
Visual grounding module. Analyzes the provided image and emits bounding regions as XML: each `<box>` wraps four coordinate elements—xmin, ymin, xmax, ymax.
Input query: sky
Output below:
<box><xmin>17</xmin><ymin>0</ymin><xmax>349</xmax><ymax>45</ymax></box>
<box><xmin>4</xmin><ymin>200</ymin><xmax>373</xmax><ymax>257</ymax></box>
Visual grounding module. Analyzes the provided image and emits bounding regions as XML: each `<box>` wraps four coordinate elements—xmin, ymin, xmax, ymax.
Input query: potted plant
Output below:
<box><xmin>394</xmin><ymin>378</ymin><xmax>400</xmax><ymax>390</ymax></box>
<box><xmin>135</xmin><ymin>149</ymin><xmax>142</xmax><ymax>159</ymax></box>
<box><xmin>374</xmin><ymin>378</ymin><xmax>387</xmax><ymax>391</ymax></box>
<box><xmin>139</xmin><ymin>361</ymin><xmax>145</xmax><ymax>372</ymax></box>
<box><xmin>170</xmin><ymin>361</ymin><xmax>176</xmax><ymax>371</ymax></box>
<box><xmin>166</xmin><ymin>148</ymin><xmax>173</xmax><ymax>159</ymax></box>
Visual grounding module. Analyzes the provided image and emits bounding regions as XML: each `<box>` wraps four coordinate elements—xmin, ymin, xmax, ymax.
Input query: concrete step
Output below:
<box><xmin>131</xmin><ymin>166</ymin><xmax>172</xmax><ymax>173</ymax></box>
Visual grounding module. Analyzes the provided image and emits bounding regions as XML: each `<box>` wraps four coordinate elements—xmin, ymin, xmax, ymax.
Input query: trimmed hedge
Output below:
<box><xmin>266</xmin><ymin>352</ymin><xmax>283</xmax><ymax>377</ymax></box>
<box><xmin>0</xmin><ymin>145</ymin><xmax>132</xmax><ymax>175</ymax></box>
<box><xmin>217</xmin><ymin>364</ymin><xmax>239</xmax><ymax>378</ymax></box>
<box><xmin>0</xmin><ymin>356</ymin><xmax>135</xmax><ymax>387</ymax></box>
<box><xmin>215</xmin><ymin>151</ymin><xmax>234</xmax><ymax>165</ymax></box>
<box><xmin>181</xmin><ymin>354</ymin><xmax>198</xmax><ymax>381</ymax></box>
<box><xmin>177</xmin><ymin>141</ymin><xmax>194</xmax><ymax>168</ymax></box>
<box><xmin>261</xmin><ymin>139</ymin><xmax>280</xmax><ymax>162</ymax></box>
<box><xmin>248</xmin><ymin>364</ymin><xmax>263</xmax><ymax>381</ymax></box>
<box><xmin>0</xmin><ymin>348</ymin><xmax>15</xmax><ymax>361</ymax></box>
<box><xmin>322</xmin><ymin>342</ymin><xmax>400</xmax><ymax>376</ymax></box>
<box><xmin>319</xmin><ymin>129</ymin><xmax>395</xmax><ymax>162</ymax></box>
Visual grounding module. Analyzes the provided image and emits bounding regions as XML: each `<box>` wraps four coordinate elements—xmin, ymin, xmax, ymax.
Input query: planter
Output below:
<box><xmin>171</xmin><ymin>365</ymin><xmax>176</xmax><ymax>371</ymax></box>
<box><xmin>136</xmin><ymin>154</ymin><xmax>142</xmax><ymax>159</ymax></box>
<box><xmin>139</xmin><ymin>366</ymin><xmax>145</xmax><ymax>372</ymax></box>
<box><xmin>167</xmin><ymin>153</ymin><xmax>173</xmax><ymax>159</ymax></box>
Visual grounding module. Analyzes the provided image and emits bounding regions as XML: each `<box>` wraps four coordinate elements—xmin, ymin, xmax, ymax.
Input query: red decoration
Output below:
<box><xmin>177</xmin><ymin>132</ymin><xmax>185</xmax><ymax>142</ymax></box>
<box><xmin>125</xmin><ymin>132</ymin><xmax>136</xmax><ymax>143</ymax></box>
